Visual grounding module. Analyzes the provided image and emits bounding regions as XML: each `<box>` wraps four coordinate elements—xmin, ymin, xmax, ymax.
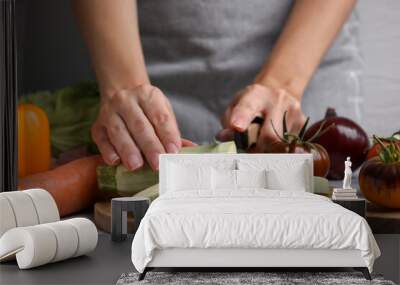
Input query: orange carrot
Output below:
<box><xmin>18</xmin><ymin>155</ymin><xmax>104</xmax><ymax>217</ymax></box>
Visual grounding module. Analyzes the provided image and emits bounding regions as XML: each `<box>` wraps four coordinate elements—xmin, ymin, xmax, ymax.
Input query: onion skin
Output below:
<box><xmin>304</xmin><ymin>108</ymin><xmax>369</xmax><ymax>180</ymax></box>
<box><xmin>266</xmin><ymin>142</ymin><xmax>330</xmax><ymax>177</ymax></box>
<box><xmin>359</xmin><ymin>158</ymin><xmax>400</xmax><ymax>209</ymax></box>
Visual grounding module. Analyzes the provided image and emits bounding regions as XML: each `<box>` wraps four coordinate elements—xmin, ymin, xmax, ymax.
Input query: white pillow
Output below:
<box><xmin>212</xmin><ymin>169</ymin><xmax>237</xmax><ymax>190</ymax></box>
<box><xmin>237</xmin><ymin>159</ymin><xmax>308</xmax><ymax>192</ymax></box>
<box><xmin>266</xmin><ymin>164</ymin><xmax>307</xmax><ymax>191</ymax></box>
<box><xmin>236</xmin><ymin>169</ymin><xmax>267</xmax><ymax>189</ymax></box>
<box><xmin>167</xmin><ymin>163</ymin><xmax>212</xmax><ymax>192</ymax></box>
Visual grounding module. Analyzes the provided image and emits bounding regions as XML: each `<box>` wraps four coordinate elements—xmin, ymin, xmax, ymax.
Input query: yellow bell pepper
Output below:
<box><xmin>18</xmin><ymin>104</ymin><xmax>51</xmax><ymax>177</ymax></box>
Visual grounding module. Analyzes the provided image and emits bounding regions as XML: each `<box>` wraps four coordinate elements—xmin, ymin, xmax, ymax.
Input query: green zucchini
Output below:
<box><xmin>133</xmin><ymin>184</ymin><xmax>160</xmax><ymax>201</ymax></box>
<box><xmin>97</xmin><ymin>141</ymin><xmax>237</xmax><ymax>195</ymax></box>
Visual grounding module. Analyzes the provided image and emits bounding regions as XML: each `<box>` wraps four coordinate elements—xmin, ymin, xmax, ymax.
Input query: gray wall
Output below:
<box><xmin>358</xmin><ymin>0</ymin><xmax>400</xmax><ymax>137</ymax></box>
<box><xmin>18</xmin><ymin>0</ymin><xmax>400</xmax><ymax>136</ymax></box>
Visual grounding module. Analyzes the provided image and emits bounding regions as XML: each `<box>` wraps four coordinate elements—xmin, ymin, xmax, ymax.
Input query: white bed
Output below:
<box><xmin>131</xmin><ymin>154</ymin><xmax>380</xmax><ymax>280</ymax></box>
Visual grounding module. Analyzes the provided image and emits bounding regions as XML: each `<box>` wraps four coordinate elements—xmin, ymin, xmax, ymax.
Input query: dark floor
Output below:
<box><xmin>1</xmin><ymin>232</ymin><xmax>395</xmax><ymax>285</ymax></box>
<box><xmin>0</xmin><ymin>233</ymin><xmax>134</xmax><ymax>285</ymax></box>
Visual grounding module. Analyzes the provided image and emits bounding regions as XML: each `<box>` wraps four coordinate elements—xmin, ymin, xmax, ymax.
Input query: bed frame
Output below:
<box><xmin>139</xmin><ymin>248</ymin><xmax>371</xmax><ymax>280</ymax></box>
<box><xmin>138</xmin><ymin>154</ymin><xmax>372</xmax><ymax>281</ymax></box>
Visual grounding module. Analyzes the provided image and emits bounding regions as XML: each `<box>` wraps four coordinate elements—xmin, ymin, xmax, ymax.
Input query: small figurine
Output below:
<box><xmin>332</xmin><ymin>157</ymin><xmax>357</xmax><ymax>199</ymax></box>
<box><xmin>342</xmin><ymin>157</ymin><xmax>352</xmax><ymax>190</ymax></box>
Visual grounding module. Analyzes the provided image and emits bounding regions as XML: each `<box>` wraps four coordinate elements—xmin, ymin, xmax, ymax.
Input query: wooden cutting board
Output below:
<box><xmin>94</xmin><ymin>201</ymin><xmax>136</xmax><ymax>233</ymax></box>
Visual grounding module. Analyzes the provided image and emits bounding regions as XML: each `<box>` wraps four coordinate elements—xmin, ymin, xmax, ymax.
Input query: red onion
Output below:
<box><xmin>304</xmin><ymin>108</ymin><xmax>369</xmax><ymax>180</ymax></box>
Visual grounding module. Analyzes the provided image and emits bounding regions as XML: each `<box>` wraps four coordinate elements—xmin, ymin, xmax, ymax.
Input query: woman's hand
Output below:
<box><xmin>216</xmin><ymin>0</ymin><xmax>355</xmax><ymax>153</ymax></box>
<box><xmin>218</xmin><ymin>84</ymin><xmax>306</xmax><ymax>152</ymax></box>
<box><xmin>73</xmin><ymin>1</ymin><xmax>183</xmax><ymax>170</ymax></box>
<box><xmin>91</xmin><ymin>84</ymin><xmax>181</xmax><ymax>171</ymax></box>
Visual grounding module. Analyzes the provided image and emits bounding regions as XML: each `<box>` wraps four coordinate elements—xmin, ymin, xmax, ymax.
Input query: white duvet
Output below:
<box><xmin>131</xmin><ymin>190</ymin><xmax>380</xmax><ymax>273</ymax></box>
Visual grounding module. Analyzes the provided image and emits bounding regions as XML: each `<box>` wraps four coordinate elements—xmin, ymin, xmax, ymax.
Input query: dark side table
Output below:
<box><xmin>332</xmin><ymin>198</ymin><xmax>366</xmax><ymax>218</ymax></box>
<box><xmin>111</xmin><ymin>197</ymin><xmax>150</xmax><ymax>242</ymax></box>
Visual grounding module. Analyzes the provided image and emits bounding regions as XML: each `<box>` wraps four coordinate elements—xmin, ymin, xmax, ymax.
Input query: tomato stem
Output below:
<box><xmin>270</xmin><ymin>119</ymin><xmax>286</xmax><ymax>143</ymax></box>
<box><xmin>325</xmin><ymin>107</ymin><xmax>337</xmax><ymax>118</ymax></box>
<box><xmin>373</xmin><ymin>135</ymin><xmax>400</xmax><ymax>163</ymax></box>
<box><xmin>305</xmin><ymin>122</ymin><xmax>335</xmax><ymax>143</ymax></box>
<box><xmin>282</xmin><ymin>111</ymin><xmax>288</xmax><ymax>141</ymax></box>
<box><xmin>298</xmin><ymin>117</ymin><xmax>310</xmax><ymax>141</ymax></box>
<box><xmin>272</xmin><ymin>111</ymin><xmax>333</xmax><ymax>146</ymax></box>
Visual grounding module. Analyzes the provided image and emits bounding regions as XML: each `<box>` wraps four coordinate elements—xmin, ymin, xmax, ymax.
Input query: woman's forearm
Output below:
<box><xmin>72</xmin><ymin>0</ymin><xmax>149</xmax><ymax>96</ymax></box>
<box><xmin>255</xmin><ymin>0</ymin><xmax>356</xmax><ymax>99</ymax></box>
<box><xmin>73</xmin><ymin>0</ymin><xmax>182</xmax><ymax>170</ymax></box>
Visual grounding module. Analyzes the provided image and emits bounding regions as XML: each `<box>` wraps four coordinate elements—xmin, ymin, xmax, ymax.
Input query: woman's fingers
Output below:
<box><xmin>138</xmin><ymin>86</ymin><xmax>181</xmax><ymax>154</ymax></box>
<box><xmin>287</xmin><ymin>105</ymin><xmax>307</xmax><ymax>134</ymax></box>
<box><xmin>215</xmin><ymin>128</ymin><xmax>235</xmax><ymax>142</ymax></box>
<box><xmin>105</xmin><ymin>114</ymin><xmax>144</xmax><ymax>171</ymax></box>
<box><xmin>256</xmin><ymin>91</ymin><xmax>305</xmax><ymax>151</ymax></box>
<box><xmin>91</xmin><ymin>123</ymin><xmax>120</xmax><ymax>166</ymax></box>
<box><xmin>221</xmin><ymin>84</ymin><xmax>306</xmax><ymax>152</ymax></box>
<box><xmin>228</xmin><ymin>85</ymin><xmax>267</xmax><ymax>132</ymax></box>
<box><xmin>117</xmin><ymin>100</ymin><xmax>165</xmax><ymax>171</ymax></box>
<box><xmin>93</xmin><ymin>85</ymin><xmax>182</xmax><ymax>171</ymax></box>
<box><xmin>220</xmin><ymin>89</ymin><xmax>245</xmax><ymax>128</ymax></box>
<box><xmin>181</xmin><ymin>138</ymin><xmax>197</xmax><ymax>147</ymax></box>
<box><xmin>255</xmin><ymin>111</ymin><xmax>282</xmax><ymax>152</ymax></box>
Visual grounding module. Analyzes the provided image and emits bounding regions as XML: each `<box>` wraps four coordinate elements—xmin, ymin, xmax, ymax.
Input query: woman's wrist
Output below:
<box><xmin>254</xmin><ymin>65</ymin><xmax>307</xmax><ymax>102</ymax></box>
<box><xmin>99</xmin><ymin>76</ymin><xmax>151</xmax><ymax>100</ymax></box>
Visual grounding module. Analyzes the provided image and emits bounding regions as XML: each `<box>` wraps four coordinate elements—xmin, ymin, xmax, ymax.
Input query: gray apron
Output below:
<box><xmin>138</xmin><ymin>0</ymin><xmax>362</xmax><ymax>144</ymax></box>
